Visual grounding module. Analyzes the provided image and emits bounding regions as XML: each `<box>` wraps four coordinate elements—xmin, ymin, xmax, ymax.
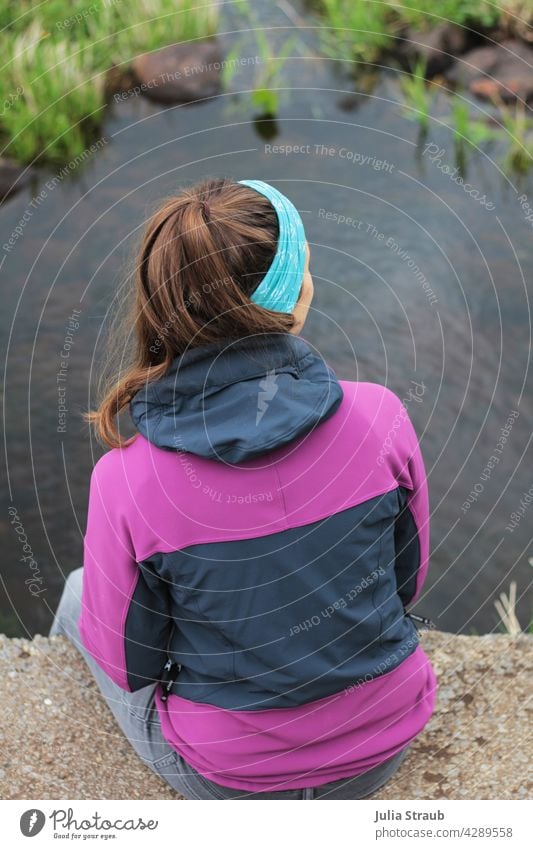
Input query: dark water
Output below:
<box><xmin>1</xmin><ymin>5</ymin><xmax>532</xmax><ymax>637</ymax></box>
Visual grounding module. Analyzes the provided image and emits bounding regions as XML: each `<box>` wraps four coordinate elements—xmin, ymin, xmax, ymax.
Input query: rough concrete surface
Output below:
<box><xmin>0</xmin><ymin>631</ymin><xmax>531</xmax><ymax>800</ymax></box>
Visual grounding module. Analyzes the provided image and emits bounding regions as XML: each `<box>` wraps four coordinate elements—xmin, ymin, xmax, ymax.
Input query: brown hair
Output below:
<box><xmin>86</xmin><ymin>177</ymin><xmax>295</xmax><ymax>448</ymax></box>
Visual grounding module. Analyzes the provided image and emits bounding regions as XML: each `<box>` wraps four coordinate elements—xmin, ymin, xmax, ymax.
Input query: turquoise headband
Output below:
<box><xmin>238</xmin><ymin>179</ymin><xmax>307</xmax><ymax>313</ymax></box>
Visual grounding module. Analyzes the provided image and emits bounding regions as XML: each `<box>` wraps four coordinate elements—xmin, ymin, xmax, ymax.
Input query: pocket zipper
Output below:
<box><xmin>159</xmin><ymin>658</ymin><xmax>181</xmax><ymax>703</ymax></box>
<box><xmin>404</xmin><ymin>610</ymin><xmax>436</xmax><ymax>631</ymax></box>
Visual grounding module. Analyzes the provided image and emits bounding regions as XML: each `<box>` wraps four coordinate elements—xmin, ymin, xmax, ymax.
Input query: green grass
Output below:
<box><xmin>396</xmin><ymin>68</ymin><xmax>533</xmax><ymax>175</ymax></box>
<box><xmin>498</xmin><ymin>100</ymin><xmax>533</xmax><ymax>174</ymax></box>
<box><xmin>313</xmin><ymin>0</ymin><xmax>395</xmax><ymax>65</ymax></box>
<box><xmin>399</xmin><ymin>57</ymin><xmax>435</xmax><ymax>132</ymax></box>
<box><xmin>0</xmin><ymin>0</ymin><xmax>219</xmax><ymax>165</ymax></box>
<box><xmin>448</xmin><ymin>98</ymin><xmax>499</xmax><ymax>148</ymax></box>
<box><xmin>375</xmin><ymin>1</ymin><xmax>533</xmax><ymax>174</ymax></box>
<box><xmin>250</xmin><ymin>30</ymin><xmax>298</xmax><ymax>117</ymax></box>
<box><xmin>385</xmin><ymin>0</ymin><xmax>500</xmax><ymax>30</ymax></box>
<box><xmin>222</xmin><ymin>2</ymin><xmax>297</xmax><ymax>119</ymax></box>
<box><xmin>111</xmin><ymin>0</ymin><xmax>220</xmax><ymax>57</ymax></box>
<box><xmin>0</xmin><ymin>22</ymin><xmax>106</xmax><ymax>163</ymax></box>
<box><xmin>2</xmin><ymin>0</ymin><xmax>532</xmax><ymax>171</ymax></box>
<box><xmin>1</xmin><ymin>0</ymin><xmax>218</xmax><ymax>47</ymax></box>
<box><xmin>446</xmin><ymin>97</ymin><xmax>500</xmax><ymax>172</ymax></box>
<box><xmin>313</xmin><ymin>0</ymin><xmax>507</xmax><ymax>64</ymax></box>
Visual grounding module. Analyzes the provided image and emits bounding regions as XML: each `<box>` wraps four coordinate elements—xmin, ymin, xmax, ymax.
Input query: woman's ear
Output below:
<box><xmin>290</xmin><ymin>243</ymin><xmax>314</xmax><ymax>335</ymax></box>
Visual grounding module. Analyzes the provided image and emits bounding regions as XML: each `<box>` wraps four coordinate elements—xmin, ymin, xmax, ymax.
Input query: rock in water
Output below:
<box><xmin>447</xmin><ymin>39</ymin><xmax>533</xmax><ymax>102</ymax></box>
<box><xmin>400</xmin><ymin>23</ymin><xmax>471</xmax><ymax>77</ymax></box>
<box><xmin>132</xmin><ymin>40</ymin><xmax>223</xmax><ymax>104</ymax></box>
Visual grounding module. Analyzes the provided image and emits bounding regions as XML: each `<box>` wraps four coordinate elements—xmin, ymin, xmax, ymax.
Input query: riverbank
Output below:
<box><xmin>2</xmin><ymin>0</ymin><xmax>533</xmax><ymax>186</ymax></box>
<box><xmin>0</xmin><ymin>631</ymin><xmax>531</xmax><ymax>799</ymax></box>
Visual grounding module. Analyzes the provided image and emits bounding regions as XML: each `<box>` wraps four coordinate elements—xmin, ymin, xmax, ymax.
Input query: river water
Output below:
<box><xmin>1</xmin><ymin>4</ymin><xmax>532</xmax><ymax>636</ymax></box>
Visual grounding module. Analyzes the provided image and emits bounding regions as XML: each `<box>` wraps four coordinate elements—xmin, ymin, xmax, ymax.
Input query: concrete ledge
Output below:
<box><xmin>0</xmin><ymin>631</ymin><xmax>531</xmax><ymax>799</ymax></box>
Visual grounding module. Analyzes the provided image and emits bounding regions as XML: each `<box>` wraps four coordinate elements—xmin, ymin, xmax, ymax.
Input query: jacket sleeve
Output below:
<box><xmin>387</xmin><ymin>392</ymin><xmax>430</xmax><ymax>608</ymax></box>
<box><xmin>79</xmin><ymin>455</ymin><xmax>172</xmax><ymax>691</ymax></box>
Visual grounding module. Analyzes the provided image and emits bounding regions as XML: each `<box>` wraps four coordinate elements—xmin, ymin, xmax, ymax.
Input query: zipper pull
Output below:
<box><xmin>159</xmin><ymin>660</ymin><xmax>181</xmax><ymax>703</ymax></box>
<box><xmin>405</xmin><ymin>611</ymin><xmax>436</xmax><ymax>631</ymax></box>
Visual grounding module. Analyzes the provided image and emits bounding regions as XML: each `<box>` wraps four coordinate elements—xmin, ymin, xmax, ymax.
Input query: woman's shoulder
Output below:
<box><xmin>89</xmin><ymin>433</ymin><xmax>168</xmax><ymax>490</ymax></box>
<box><xmin>336</xmin><ymin>378</ymin><xmax>422</xmax><ymax>463</ymax></box>
<box><xmin>335</xmin><ymin>379</ymin><xmax>418</xmax><ymax>447</ymax></box>
<box><xmin>337</xmin><ymin>379</ymin><xmax>406</xmax><ymax>415</ymax></box>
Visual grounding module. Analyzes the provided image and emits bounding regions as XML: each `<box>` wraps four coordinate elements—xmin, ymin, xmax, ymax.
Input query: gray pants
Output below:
<box><xmin>50</xmin><ymin>568</ymin><xmax>410</xmax><ymax>799</ymax></box>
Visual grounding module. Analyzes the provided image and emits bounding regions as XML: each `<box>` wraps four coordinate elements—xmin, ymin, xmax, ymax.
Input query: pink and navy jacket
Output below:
<box><xmin>79</xmin><ymin>334</ymin><xmax>437</xmax><ymax>792</ymax></box>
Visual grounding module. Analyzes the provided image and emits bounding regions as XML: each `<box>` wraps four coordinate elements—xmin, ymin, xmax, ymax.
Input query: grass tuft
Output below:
<box><xmin>0</xmin><ymin>0</ymin><xmax>219</xmax><ymax>165</ymax></box>
<box><xmin>494</xmin><ymin>581</ymin><xmax>525</xmax><ymax>636</ymax></box>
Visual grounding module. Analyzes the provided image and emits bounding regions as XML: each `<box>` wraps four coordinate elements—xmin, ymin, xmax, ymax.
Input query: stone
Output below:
<box><xmin>131</xmin><ymin>39</ymin><xmax>223</xmax><ymax>104</ymax></box>
<box><xmin>0</xmin><ymin>631</ymin><xmax>531</xmax><ymax>799</ymax></box>
<box><xmin>446</xmin><ymin>39</ymin><xmax>533</xmax><ymax>102</ymax></box>
<box><xmin>400</xmin><ymin>23</ymin><xmax>472</xmax><ymax>77</ymax></box>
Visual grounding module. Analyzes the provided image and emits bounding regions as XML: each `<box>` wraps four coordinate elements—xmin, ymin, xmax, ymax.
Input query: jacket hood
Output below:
<box><xmin>130</xmin><ymin>334</ymin><xmax>344</xmax><ymax>463</ymax></box>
